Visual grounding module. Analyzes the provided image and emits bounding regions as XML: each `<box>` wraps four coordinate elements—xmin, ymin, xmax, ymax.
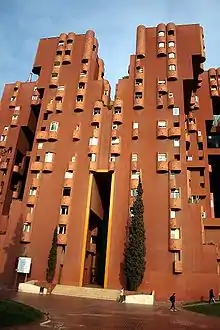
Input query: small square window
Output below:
<box><xmin>37</xmin><ymin>143</ymin><xmax>43</xmax><ymax>150</ymax></box>
<box><xmin>158</xmin><ymin>42</ymin><xmax>165</xmax><ymax>48</ymax></box>
<box><xmin>173</xmin><ymin>139</ymin><xmax>180</xmax><ymax>147</ymax></box>
<box><xmin>63</xmin><ymin>187</ymin><xmax>71</xmax><ymax>196</ymax></box>
<box><xmin>158</xmin><ymin>31</ymin><xmax>165</xmax><ymax>37</ymax></box>
<box><xmin>173</xmin><ymin>107</ymin><xmax>180</xmax><ymax>116</ymax></box>
<box><xmin>168</xmin><ymin>41</ymin><xmax>175</xmax><ymax>48</ymax></box>
<box><xmin>65</xmin><ymin>171</ymin><xmax>73</xmax><ymax>179</ymax></box>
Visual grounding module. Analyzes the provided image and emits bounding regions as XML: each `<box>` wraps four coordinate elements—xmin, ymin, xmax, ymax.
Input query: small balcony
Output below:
<box><xmin>112</xmin><ymin>113</ymin><xmax>123</xmax><ymax>124</ymax></box>
<box><xmin>55</xmin><ymin>102</ymin><xmax>63</xmax><ymax>113</ymax></box>
<box><xmin>9</xmin><ymin>99</ymin><xmax>16</xmax><ymax>108</ymax></box>
<box><xmin>169</xmin><ymin>176</ymin><xmax>177</xmax><ymax>189</ymax></box>
<box><xmin>67</xmin><ymin>161</ymin><xmax>76</xmax><ymax>171</ymax></box>
<box><xmin>60</xmin><ymin>196</ymin><xmax>71</xmax><ymax>206</ymax></box>
<box><xmin>74</xmin><ymin>101</ymin><xmax>84</xmax><ymax>112</ymax></box>
<box><xmin>132</xmin><ymin>128</ymin><xmax>139</xmax><ymax>140</ymax></box>
<box><xmin>26</xmin><ymin>213</ymin><xmax>34</xmax><ymax>223</ymax></box>
<box><xmin>11</xmin><ymin>116</ymin><xmax>19</xmax><ymax>127</ymax></box>
<box><xmin>89</xmin><ymin>161</ymin><xmax>97</xmax><ymax>172</ymax></box>
<box><xmin>167</xmin><ymin>94</ymin><xmax>175</xmax><ymax>108</ymax></box>
<box><xmin>46</xmin><ymin>102</ymin><xmax>54</xmax><ymax>113</ymax></box>
<box><xmin>36</xmin><ymin>131</ymin><xmax>48</xmax><ymax>141</ymax></box>
<box><xmin>133</xmin><ymin>97</ymin><xmax>144</xmax><ymax>110</ymax></box>
<box><xmin>30</xmin><ymin>161</ymin><xmax>43</xmax><ymax>172</ymax></box>
<box><xmin>169</xmin><ymin>160</ymin><xmax>181</xmax><ymax>172</ymax></box>
<box><xmin>59</xmin><ymin>215</ymin><xmax>68</xmax><ymax>225</ymax></box>
<box><xmin>57</xmin><ymin>234</ymin><xmax>67</xmax><ymax>245</ymax></box>
<box><xmin>131</xmin><ymin>160</ymin><xmax>138</xmax><ymax>171</ymax></box>
<box><xmin>20</xmin><ymin>231</ymin><xmax>31</xmax><ymax>243</ymax></box>
<box><xmin>170</xmin><ymin>197</ymin><xmax>181</xmax><ymax>210</ymax></box>
<box><xmin>110</xmin><ymin>144</ymin><xmax>121</xmax><ymax>155</ymax></box>
<box><xmin>156</xmin><ymin>161</ymin><xmax>168</xmax><ymax>172</ymax></box>
<box><xmin>88</xmin><ymin>145</ymin><xmax>98</xmax><ymax>155</ymax></box>
<box><xmin>42</xmin><ymin>162</ymin><xmax>53</xmax><ymax>173</ymax></box>
<box><xmin>73</xmin><ymin>129</ymin><xmax>80</xmax><ymax>141</ymax></box>
<box><xmin>27</xmin><ymin>195</ymin><xmax>37</xmax><ymax>205</ymax></box>
<box><xmin>93</xmin><ymin>100</ymin><xmax>102</xmax><ymax>110</ymax></box>
<box><xmin>48</xmin><ymin>131</ymin><xmax>58</xmax><ymax>141</ymax></box>
<box><xmin>173</xmin><ymin>260</ymin><xmax>183</xmax><ymax>273</ymax></box>
<box><xmin>157</xmin><ymin>81</ymin><xmax>167</xmax><ymax>94</ymax></box>
<box><xmin>91</xmin><ymin>113</ymin><xmax>101</xmax><ymax>124</ymax></box>
<box><xmin>170</xmin><ymin>218</ymin><xmax>178</xmax><ymax>229</ymax></box>
<box><xmin>62</xmin><ymin>53</ymin><xmax>71</xmax><ymax>64</ymax></box>
<box><xmin>49</xmin><ymin>77</ymin><xmax>59</xmax><ymax>88</ymax></box>
<box><xmin>32</xmin><ymin>178</ymin><xmax>40</xmax><ymax>188</ymax></box>
<box><xmin>63</xmin><ymin>178</ymin><xmax>73</xmax><ymax>187</ymax></box>
<box><xmin>156</xmin><ymin>95</ymin><xmax>163</xmax><ymax>109</ymax></box>
<box><xmin>157</xmin><ymin>127</ymin><xmax>168</xmax><ymax>139</ymax></box>
<box><xmin>169</xmin><ymin>239</ymin><xmax>182</xmax><ymax>251</ymax></box>
<box><xmin>55</xmin><ymin>88</ymin><xmax>65</xmax><ymax>100</ymax></box>
<box><xmin>168</xmin><ymin>127</ymin><xmax>181</xmax><ymax>138</ymax></box>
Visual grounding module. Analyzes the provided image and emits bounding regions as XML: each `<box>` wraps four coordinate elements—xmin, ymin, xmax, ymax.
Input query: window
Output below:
<box><xmin>173</xmin><ymin>139</ymin><xmax>180</xmax><ymax>147</ymax></box>
<box><xmin>158</xmin><ymin>31</ymin><xmax>165</xmax><ymax>37</ymax></box>
<box><xmin>15</xmin><ymin>106</ymin><xmax>20</xmax><ymax>111</ymax></box>
<box><xmin>198</xmin><ymin>130</ymin><xmax>202</xmax><ymax>137</ymax></box>
<box><xmin>58</xmin><ymin>224</ymin><xmax>66</xmax><ymax>235</ymax></box>
<box><xmin>129</xmin><ymin>207</ymin><xmax>134</xmax><ymax>217</ymax></box>
<box><xmin>110</xmin><ymin>155</ymin><xmax>116</xmax><ymax>162</ymax></box>
<box><xmin>0</xmin><ymin>135</ymin><xmax>7</xmax><ymax>142</ymax></box>
<box><xmin>158</xmin><ymin>42</ymin><xmax>165</xmax><ymax>48</ymax></box>
<box><xmin>133</xmin><ymin>122</ymin><xmax>139</xmax><ymax>129</ymax></box>
<box><xmin>112</xmin><ymin>123</ymin><xmax>118</xmax><ymax>130</ymax></box>
<box><xmin>158</xmin><ymin>80</ymin><xmax>166</xmax><ymax>84</ymax></box>
<box><xmin>56</xmin><ymin>50</ymin><xmax>62</xmax><ymax>56</ymax></box>
<box><xmin>131</xmin><ymin>171</ymin><xmax>140</xmax><ymax>180</ymax></box>
<box><xmin>80</xmin><ymin>70</ymin><xmax>87</xmax><ymax>76</ymax></box>
<box><xmin>114</xmin><ymin>108</ymin><xmax>121</xmax><ymax>114</ymax></box>
<box><xmin>111</xmin><ymin>137</ymin><xmax>119</xmax><ymax>145</ymax></box>
<box><xmin>195</xmin><ymin>95</ymin><xmax>199</xmax><ymax>102</ymax></box>
<box><xmin>168</xmin><ymin>41</ymin><xmax>175</xmax><ymax>48</ymax></box>
<box><xmin>173</xmin><ymin>107</ymin><xmax>179</xmax><ymax>116</ymax></box>
<box><xmin>89</xmin><ymin>137</ymin><xmax>98</xmax><ymax>146</ymax></box>
<box><xmin>43</xmin><ymin>113</ymin><xmax>49</xmax><ymax>120</ymax></box>
<box><xmin>78</xmin><ymin>82</ymin><xmax>85</xmax><ymax>89</ymax></box>
<box><xmin>58</xmin><ymin>85</ymin><xmax>65</xmax><ymax>91</ymax></box>
<box><xmin>187</xmin><ymin>156</ymin><xmax>193</xmax><ymax>161</ymax></box>
<box><xmin>135</xmin><ymin>79</ymin><xmax>143</xmax><ymax>86</ymax></box>
<box><xmin>54</xmin><ymin>61</ymin><xmax>60</xmax><ymax>67</ymax></box>
<box><xmin>93</xmin><ymin>123</ymin><xmax>100</xmax><ymax>129</ymax></box>
<box><xmin>32</xmin><ymin>95</ymin><xmax>38</xmax><ymax>100</ymax></box>
<box><xmin>58</xmin><ymin>41</ymin><xmax>64</xmax><ymax>46</ymax></box>
<box><xmin>37</xmin><ymin>143</ymin><xmax>43</xmax><ymax>150</ymax></box>
<box><xmin>170</xmin><ymin>189</ymin><xmax>180</xmax><ymax>199</ymax></box>
<box><xmin>35</xmin><ymin>156</ymin><xmax>40</xmax><ymax>161</ymax></box>
<box><xmin>136</xmin><ymin>67</ymin><xmax>143</xmax><ymax>73</ymax></box>
<box><xmin>170</xmin><ymin>210</ymin><xmax>176</xmax><ymax>219</ymax></box>
<box><xmin>76</xmin><ymin>95</ymin><xmax>83</xmax><ymax>102</ymax></box>
<box><xmin>65</xmin><ymin>50</ymin><xmax>71</xmax><ymax>55</ymax></box>
<box><xmin>49</xmin><ymin>121</ymin><xmax>59</xmax><ymax>131</ymax></box>
<box><xmin>29</xmin><ymin>187</ymin><xmax>37</xmax><ymax>196</ymax></box>
<box><xmin>169</xmin><ymin>64</ymin><xmax>176</xmax><ymax>71</ymax></box>
<box><xmin>211</xmin><ymin>87</ymin><xmax>217</xmax><ymax>91</ymax></box>
<box><xmin>51</xmin><ymin>72</ymin><xmax>58</xmax><ymax>78</ymax></box>
<box><xmin>202</xmin><ymin>211</ymin><xmax>206</xmax><ymax>219</ymax></box>
<box><xmin>10</xmin><ymin>96</ymin><xmax>16</xmax><ymax>101</ymax></box>
<box><xmin>135</xmin><ymin>92</ymin><xmax>142</xmax><ymax>99</ymax></box>
<box><xmin>132</xmin><ymin>153</ymin><xmax>138</xmax><ymax>161</ymax></box>
<box><xmin>104</xmin><ymin>90</ymin><xmax>109</xmax><ymax>96</ymax></box>
<box><xmin>60</xmin><ymin>205</ymin><xmax>69</xmax><ymax>215</ymax></box>
<box><xmin>158</xmin><ymin>153</ymin><xmax>167</xmax><ymax>162</ymax></box>
<box><xmin>131</xmin><ymin>189</ymin><xmax>138</xmax><ymax>197</ymax></box>
<box><xmin>71</xmin><ymin>156</ymin><xmax>76</xmax><ymax>162</ymax></box>
<box><xmin>45</xmin><ymin>152</ymin><xmax>54</xmax><ymax>163</ymax></box>
<box><xmin>67</xmin><ymin>39</ymin><xmax>73</xmax><ymax>44</ymax></box>
<box><xmin>174</xmin><ymin>251</ymin><xmax>181</xmax><ymax>261</ymax></box>
<box><xmin>168</xmin><ymin>52</ymin><xmax>175</xmax><ymax>59</ymax></box>
<box><xmin>27</xmin><ymin>206</ymin><xmax>34</xmax><ymax>214</ymax></box>
<box><xmin>93</xmin><ymin>108</ymin><xmax>100</xmax><ymax>115</ymax></box>
<box><xmin>170</xmin><ymin>228</ymin><xmax>180</xmax><ymax>240</ymax></box>
<box><xmin>23</xmin><ymin>223</ymin><xmax>31</xmax><ymax>232</ymax></box>
<box><xmin>65</xmin><ymin>170</ymin><xmax>73</xmax><ymax>179</ymax></box>
<box><xmin>3</xmin><ymin>126</ymin><xmax>9</xmax><ymax>131</ymax></box>
<box><xmin>168</xmin><ymin>92</ymin><xmax>174</xmax><ymax>98</ymax></box>
<box><xmin>174</xmin><ymin>122</ymin><xmax>180</xmax><ymax>127</ymax></box>
<box><xmin>158</xmin><ymin>121</ymin><xmax>166</xmax><ymax>128</ymax></box>
<box><xmin>90</xmin><ymin>153</ymin><xmax>96</xmax><ymax>162</ymax></box>
<box><xmin>63</xmin><ymin>187</ymin><xmax>71</xmax><ymax>196</ymax></box>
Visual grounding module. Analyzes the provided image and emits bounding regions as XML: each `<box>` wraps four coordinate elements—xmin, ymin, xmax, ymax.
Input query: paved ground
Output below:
<box><xmin>2</xmin><ymin>292</ymin><xmax>220</xmax><ymax>329</ymax></box>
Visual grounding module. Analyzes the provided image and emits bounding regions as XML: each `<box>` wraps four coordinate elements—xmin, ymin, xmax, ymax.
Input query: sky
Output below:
<box><xmin>0</xmin><ymin>0</ymin><xmax>220</xmax><ymax>97</ymax></box>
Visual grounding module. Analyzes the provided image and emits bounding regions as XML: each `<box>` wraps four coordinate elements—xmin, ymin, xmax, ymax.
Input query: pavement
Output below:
<box><xmin>2</xmin><ymin>292</ymin><xmax>220</xmax><ymax>329</ymax></box>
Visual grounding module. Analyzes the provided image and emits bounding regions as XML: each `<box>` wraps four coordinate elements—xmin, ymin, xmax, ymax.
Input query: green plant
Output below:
<box><xmin>46</xmin><ymin>227</ymin><xmax>57</xmax><ymax>283</ymax></box>
<box><xmin>122</xmin><ymin>75</ymin><xmax>129</xmax><ymax>79</ymax></box>
<box><xmin>124</xmin><ymin>178</ymin><xmax>146</xmax><ymax>291</ymax></box>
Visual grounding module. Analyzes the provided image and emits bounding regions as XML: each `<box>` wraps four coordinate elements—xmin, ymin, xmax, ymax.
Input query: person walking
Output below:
<box><xmin>209</xmin><ymin>289</ymin><xmax>215</xmax><ymax>304</ymax></box>
<box><xmin>118</xmin><ymin>287</ymin><xmax>125</xmax><ymax>303</ymax></box>
<box><xmin>169</xmin><ymin>293</ymin><xmax>177</xmax><ymax>311</ymax></box>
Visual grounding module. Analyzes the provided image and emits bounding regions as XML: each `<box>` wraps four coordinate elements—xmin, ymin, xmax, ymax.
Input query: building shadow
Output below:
<box><xmin>0</xmin><ymin>215</ymin><xmax>23</xmax><ymax>288</ymax></box>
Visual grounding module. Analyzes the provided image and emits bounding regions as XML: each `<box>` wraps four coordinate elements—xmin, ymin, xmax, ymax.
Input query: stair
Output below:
<box><xmin>52</xmin><ymin>285</ymin><xmax>119</xmax><ymax>301</ymax></box>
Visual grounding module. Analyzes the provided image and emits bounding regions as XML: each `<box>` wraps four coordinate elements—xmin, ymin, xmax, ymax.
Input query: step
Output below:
<box><xmin>52</xmin><ymin>285</ymin><xmax>120</xmax><ymax>301</ymax></box>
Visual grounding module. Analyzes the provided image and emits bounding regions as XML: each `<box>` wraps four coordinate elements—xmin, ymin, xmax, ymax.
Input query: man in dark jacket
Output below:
<box><xmin>170</xmin><ymin>293</ymin><xmax>177</xmax><ymax>311</ymax></box>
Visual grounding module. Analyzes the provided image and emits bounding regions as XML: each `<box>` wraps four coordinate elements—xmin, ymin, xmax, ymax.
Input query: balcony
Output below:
<box><xmin>49</xmin><ymin>77</ymin><xmax>59</xmax><ymax>88</ymax></box>
<box><xmin>188</xmin><ymin>121</ymin><xmax>197</xmax><ymax>132</ymax></box>
<box><xmin>93</xmin><ymin>100</ymin><xmax>102</xmax><ymax>110</ymax></box>
<box><xmin>63</xmin><ymin>178</ymin><xmax>73</xmax><ymax>187</ymax></box>
<box><xmin>27</xmin><ymin>195</ymin><xmax>37</xmax><ymax>205</ymax></box>
<box><xmin>133</xmin><ymin>97</ymin><xmax>144</xmax><ymax>110</ymax></box>
<box><xmin>46</xmin><ymin>102</ymin><xmax>54</xmax><ymax>113</ymax></box>
<box><xmin>91</xmin><ymin>113</ymin><xmax>101</xmax><ymax>124</ymax></box>
<box><xmin>36</xmin><ymin>131</ymin><xmax>48</xmax><ymax>141</ymax></box>
<box><xmin>170</xmin><ymin>197</ymin><xmax>181</xmax><ymax>210</ymax></box>
<box><xmin>112</xmin><ymin>113</ymin><xmax>123</xmax><ymax>124</ymax></box>
<box><xmin>73</xmin><ymin>129</ymin><xmax>80</xmax><ymax>141</ymax></box>
<box><xmin>55</xmin><ymin>87</ymin><xmax>65</xmax><ymax>100</ymax></box>
<box><xmin>169</xmin><ymin>176</ymin><xmax>177</xmax><ymax>189</ymax></box>
<box><xmin>59</xmin><ymin>215</ymin><xmax>68</xmax><ymax>225</ymax></box>
<box><xmin>11</xmin><ymin>116</ymin><xmax>19</xmax><ymax>127</ymax></box>
<box><xmin>74</xmin><ymin>101</ymin><xmax>84</xmax><ymax>112</ymax></box>
<box><xmin>55</xmin><ymin>102</ymin><xmax>63</xmax><ymax>113</ymax></box>
<box><xmin>67</xmin><ymin>161</ymin><xmax>76</xmax><ymax>171</ymax></box>
<box><xmin>48</xmin><ymin>131</ymin><xmax>58</xmax><ymax>141</ymax></box>
<box><xmin>30</xmin><ymin>161</ymin><xmax>43</xmax><ymax>172</ymax></box>
<box><xmin>26</xmin><ymin>213</ymin><xmax>34</xmax><ymax>223</ymax></box>
<box><xmin>62</xmin><ymin>53</ymin><xmax>71</xmax><ymax>64</ymax></box>
<box><xmin>169</xmin><ymin>160</ymin><xmax>181</xmax><ymax>172</ymax></box>
<box><xmin>60</xmin><ymin>196</ymin><xmax>71</xmax><ymax>206</ymax></box>
<box><xmin>57</xmin><ymin>234</ymin><xmax>67</xmax><ymax>245</ymax></box>
<box><xmin>156</xmin><ymin>127</ymin><xmax>168</xmax><ymax>139</ymax></box>
<box><xmin>173</xmin><ymin>260</ymin><xmax>183</xmax><ymax>273</ymax></box>
<box><xmin>110</xmin><ymin>144</ymin><xmax>121</xmax><ymax>155</ymax></box>
<box><xmin>156</xmin><ymin>95</ymin><xmax>163</xmax><ymax>109</ymax></box>
<box><xmin>157</xmin><ymin>81</ymin><xmax>167</xmax><ymax>94</ymax></box>
<box><xmin>132</xmin><ymin>128</ymin><xmax>139</xmax><ymax>140</ymax></box>
<box><xmin>32</xmin><ymin>177</ymin><xmax>40</xmax><ymax>187</ymax></box>
<box><xmin>169</xmin><ymin>239</ymin><xmax>182</xmax><ymax>251</ymax></box>
<box><xmin>89</xmin><ymin>161</ymin><xmax>97</xmax><ymax>172</ymax></box>
<box><xmin>88</xmin><ymin>145</ymin><xmax>98</xmax><ymax>155</ymax></box>
<box><xmin>168</xmin><ymin>127</ymin><xmax>181</xmax><ymax>138</ymax></box>
<box><xmin>156</xmin><ymin>161</ymin><xmax>168</xmax><ymax>172</ymax></box>
<box><xmin>9</xmin><ymin>99</ymin><xmax>16</xmax><ymax>108</ymax></box>
<box><xmin>42</xmin><ymin>162</ymin><xmax>53</xmax><ymax>173</ymax></box>
<box><xmin>170</xmin><ymin>218</ymin><xmax>178</xmax><ymax>229</ymax></box>
<box><xmin>20</xmin><ymin>231</ymin><xmax>31</xmax><ymax>243</ymax></box>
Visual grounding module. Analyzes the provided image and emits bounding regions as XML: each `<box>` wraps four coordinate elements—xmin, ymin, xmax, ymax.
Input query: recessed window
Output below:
<box><xmin>12</xmin><ymin>115</ymin><xmax>18</xmax><ymax>120</ymax></box>
<box><xmin>131</xmin><ymin>171</ymin><xmax>140</xmax><ymax>180</ymax></box>
<box><xmin>112</xmin><ymin>123</ymin><xmax>118</xmax><ymax>130</ymax></box>
<box><xmin>49</xmin><ymin>121</ymin><xmax>59</xmax><ymax>131</ymax></box>
<box><xmin>158</xmin><ymin>121</ymin><xmax>166</xmax><ymax>128</ymax></box>
<box><xmin>45</xmin><ymin>152</ymin><xmax>54</xmax><ymax>163</ymax></box>
<box><xmin>104</xmin><ymin>90</ymin><xmax>109</xmax><ymax>96</ymax></box>
<box><xmin>168</xmin><ymin>41</ymin><xmax>175</xmax><ymax>48</ymax></box>
<box><xmin>93</xmin><ymin>108</ymin><xmax>100</xmax><ymax>115</ymax></box>
<box><xmin>170</xmin><ymin>210</ymin><xmax>176</xmax><ymax>219</ymax></box>
<box><xmin>173</xmin><ymin>107</ymin><xmax>179</xmax><ymax>116</ymax></box>
<box><xmin>135</xmin><ymin>92</ymin><xmax>142</xmax><ymax>99</ymax></box>
<box><xmin>110</xmin><ymin>155</ymin><xmax>116</xmax><ymax>162</ymax></box>
<box><xmin>10</xmin><ymin>96</ymin><xmax>16</xmax><ymax>101</ymax></box>
<box><xmin>65</xmin><ymin>170</ymin><xmax>73</xmax><ymax>179</ymax></box>
<box><xmin>57</xmin><ymin>85</ymin><xmax>65</xmax><ymax>91</ymax></box>
<box><xmin>158</xmin><ymin>42</ymin><xmax>165</xmax><ymax>48</ymax></box>
<box><xmin>63</xmin><ymin>187</ymin><xmax>71</xmax><ymax>196</ymax></box>
<box><xmin>133</xmin><ymin>122</ymin><xmax>139</xmax><ymax>129</ymax></box>
<box><xmin>136</xmin><ymin>66</ymin><xmax>143</xmax><ymax>73</ymax></box>
<box><xmin>170</xmin><ymin>228</ymin><xmax>180</xmax><ymax>240</ymax></box>
<box><xmin>158</xmin><ymin>153</ymin><xmax>167</xmax><ymax>162</ymax></box>
<box><xmin>168</xmin><ymin>92</ymin><xmax>174</xmax><ymax>98</ymax></box>
<box><xmin>93</xmin><ymin>123</ymin><xmax>100</xmax><ymax>129</ymax></box>
<box><xmin>89</xmin><ymin>137</ymin><xmax>98</xmax><ymax>146</ymax></box>
<box><xmin>37</xmin><ymin>143</ymin><xmax>43</xmax><ymax>150</ymax></box>
<box><xmin>54</xmin><ymin>61</ymin><xmax>60</xmax><ymax>67</ymax></box>
<box><xmin>132</xmin><ymin>153</ymin><xmax>138</xmax><ymax>161</ymax></box>
<box><xmin>65</xmin><ymin>50</ymin><xmax>71</xmax><ymax>55</ymax></box>
<box><xmin>174</xmin><ymin>154</ymin><xmax>180</xmax><ymax>161</ymax></box>
<box><xmin>0</xmin><ymin>135</ymin><xmax>7</xmax><ymax>142</ymax></box>
<box><xmin>76</xmin><ymin>95</ymin><xmax>83</xmax><ymax>102</ymax></box>
<box><xmin>169</xmin><ymin>64</ymin><xmax>176</xmax><ymax>71</ymax></box>
<box><xmin>4</xmin><ymin>126</ymin><xmax>9</xmax><ymax>131</ymax></box>
<box><xmin>43</xmin><ymin>113</ymin><xmax>49</xmax><ymax>120</ymax></box>
<box><xmin>35</xmin><ymin>156</ymin><xmax>40</xmax><ymax>161</ymax></box>
<box><xmin>168</xmin><ymin>30</ymin><xmax>175</xmax><ymax>36</ymax></box>
<box><xmin>173</xmin><ymin>138</ymin><xmax>180</xmax><ymax>147</ymax></box>
<box><xmin>51</xmin><ymin>72</ymin><xmax>58</xmax><ymax>78</ymax></box>
<box><xmin>168</xmin><ymin>52</ymin><xmax>175</xmax><ymax>59</ymax></box>
<box><xmin>58</xmin><ymin>41</ymin><xmax>64</xmax><ymax>46</ymax></box>
<box><xmin>56</xmin><ymin>50</ymin><xmax>62</xmax><ymax>56</ymax></box>
<box><xmin>90</xmin><ymin>153</ymin><xmax>96</xmax><ymax>162</ymax></box>
<box><xmin>67</xmin><ymin>39</ymin><xmax>73</xmax><ymax>44</ymax></box>
<box><xmin>131</xmin><ymin>189</ymin><xmax>138</xmax><ymax>197</ymax></box>
<box><xmin>158</xmin><ymin>31</ymin><xmax>165</xmax><ymax>37</ymax></box>
<box><xmin>29</xmin><ymin>187</ymin><xmax>37</xmax><ymax>196</ymax></box>
<box><xmin>135</xmin><ymin>79</ymin><xmax>143</xmax><ymax>86</ymax></box>
<box><xmin>82</xmin><ymin>59</ymin><xmax>89</xmax><ymax>64</ymax></box>
<box><xmin>23</xmin><ymin>223</ymin><xmax>31</xmax><ymax>232</ymax></box>
<box><xmin>111</xmin><ymin>137</ymin><xmax>119</xmax><ymax>145</ymax></box>
<box><xmin>80</xmin><ymin>70</ymin><xmax>87</xmax><ymax>76</ymax></box>
<box><xmin>170</xmin><ymin>188</ymin><xmax>180</xmax><ymax>199</ymax></box>
<box><xmin>114</xmin><ymin>107</ymin><xmax>121</xmax><ymax>114</ymax></box>
<box><xmin>60</xmin><ymin>205</ymin><xmax>69</xmax><ymax>215</ymax></box>
<box><xmin>78</xmin><ymin>82</ymin><xmax>85</xmax><ymax>89</ymax></box>
<box><xmin>58</xmin><ymin>224</ymin><xmax>66</xmax><ymax>235</ymax></box>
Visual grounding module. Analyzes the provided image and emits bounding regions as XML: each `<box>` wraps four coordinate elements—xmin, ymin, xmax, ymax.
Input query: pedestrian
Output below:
<box><xmin>169</xmin><ymin>293</ymin><xmax>177</xmax><ymax>311</ymax></box>
<box><xmin>118</xmin><ymin>287</ymin><xmax>125</xmax><ymax>303</ymax></box>
<box><xmin>209</xmin><ymin>289</ymin><xmax>215</xmax><ymax>304</ymax></box>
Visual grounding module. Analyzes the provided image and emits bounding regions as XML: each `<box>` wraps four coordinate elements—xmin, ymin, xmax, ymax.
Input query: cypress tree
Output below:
<box><xmin>46</xmin><ymin>228</ymin><xmax>57</xmax><ymax>283</ymax></box>
<box><xmin>124</xmin><ymin>178</ymin><xmax>146</xmax><ymax>291</ymax></box>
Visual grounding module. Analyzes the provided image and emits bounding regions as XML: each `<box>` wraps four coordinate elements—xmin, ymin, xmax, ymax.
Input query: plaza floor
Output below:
<box><xmin>2</xmin><ymin>292</ymin><xmax>220</xmax><ymax>329</ymax></box>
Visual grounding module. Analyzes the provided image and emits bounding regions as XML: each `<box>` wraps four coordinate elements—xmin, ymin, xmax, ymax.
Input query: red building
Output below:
<box><xmin>0</xmin><ymin>23</ymin><xmax>220</xmax><ymax>301</ymax></box>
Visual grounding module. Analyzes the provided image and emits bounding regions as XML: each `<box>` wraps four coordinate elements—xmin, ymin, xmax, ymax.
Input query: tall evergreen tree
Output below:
<box><xmin>46</xmin><ymin>228</ymin><xmax>57</xmax><ymax>283</ymax></box>
<box><xmin>124</xmin><ymin>178</ymin><xmax>146</xmax><ymax>291</ymax></box>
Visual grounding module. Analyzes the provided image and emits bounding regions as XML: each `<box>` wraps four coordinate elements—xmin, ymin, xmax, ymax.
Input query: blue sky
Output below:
<box><xmin>0</xmin><ymin>0</ymin><xmax>219</xmax><ymax>97</ymax></box>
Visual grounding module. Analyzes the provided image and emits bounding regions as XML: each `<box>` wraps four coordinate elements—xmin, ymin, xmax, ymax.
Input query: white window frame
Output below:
<box><xmin>170</xmin><ymin>210</ymin><xmax>176</xmax><ymax>219</ymax></box>
<box><xmin>45</xmin><ymin>152</ymin><xmax>54</xmax><ymax>163</ymax></box>
<box><xmin>111</xmin><ymin>137</ymin><xmax>119</xmax><ymax>145</ymax></box>
<box><xmin>173</xmin><ymin>107</ymin><xmax>180</xmax><ymax>116</ymax></box>
<box><xmin>158</xmin><ymin>31</ymin><xmax>165</xmax><ymax>37</ymax></box>
<box><xmin>29</xmin><ymin>187</ymin><xmax>37</xmax><ymax>196</ymax></box>
<box><xmin>133</xmin><ymin>122</ymin><xmax>139</xmax><ymax>129</ymax></box>
<box><xmin>158</xmin><ymin>42</ymin><xmax>165</xmax><ymax>48</ymax></box>
<box><xmin>58</xmin><ymin>41</ymin><xmax>64</xmax><ymax>46</ymax></box>
<box><xmin>132</xmin><ymin>153</ymin><xmax>138</xmax><ymax>161</ymax></box>
<box><xmin>89</xmin><ymin>137</ymin><xmax>98</xmax><ymax>146</ymax></box>
<box><xmin>49</xmin><ymin>121</ymin><xmax>59</xmax><ymax>132</ymax></box>
<box><xmin>168</xmin><ymin>41</ymin><xmax>175</xmax><ymax>48</ymax></box>
<box><xmin>173</xmin><ymin>138</ymin><xmax>180</xmax><ymax>147</ymax></box>
<box><xmin>37</xmin><ymin>143</ymin><xmax>43</xmax><ymax>150</ymax></box>
<box><xmin>93</xmin><ymin>109</ymin><xmax>100</xmax><ymax>115</ymax></box>
<box><xmin>170</xmin><ymin>228</ymin><xmax>180</xmax><ymax>240</ymax></box>
<box><xmin>60</xmin><ymin>205</ymin><xmax>69</xmax><ymax>215</ymax></box>
<box><xmin>90</xmin><ymin>153</ymin><xmax>96</xmax><ymax>162</ymax></box>
<box><xmin>169</xmin><ymin>64</ymin><xmax>176</xmax><ymax>71</ymax></box>
<box><xmin>158</xmin><ymin>121</ymin><xmax>166</xmax><ymax>128</ymax></box>
<box><xmin>65</xmin><ymin>171</ymin><xmax>73</xmax><ymax>179</ymax></box>
<box><xmin>158</xmin><ymin>153</ymin><xmax>167</xmax><ymax>162</ymax></box>
<box><xmin>112</xmin><ymin>123</ymin><xmax>118</xmax><ymax>130</ymax></box>
<box><xmin>0</xmin><ymin>135</ymin><xmax>7</xmax><ymax>141</ymax></box>
<box><xmin>110</xmin><ymin>155</ymin><xmax>116</xmax><ymax>162</ymax></box>
<box><xmin>187</xmin><ymin>156</ymin><xmax>193</xmax><ymax>161</ymax></box>
<box><xmin>168</xmin><ymin>52</ymin><xmax>175</xmax><ymax>59</ymax></box>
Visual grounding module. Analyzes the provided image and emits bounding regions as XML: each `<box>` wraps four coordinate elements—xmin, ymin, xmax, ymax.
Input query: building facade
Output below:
<box><xmin>0</xmin><ymin>23</ymin><xmax>220</xmax><ymax>301</ymax></box>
